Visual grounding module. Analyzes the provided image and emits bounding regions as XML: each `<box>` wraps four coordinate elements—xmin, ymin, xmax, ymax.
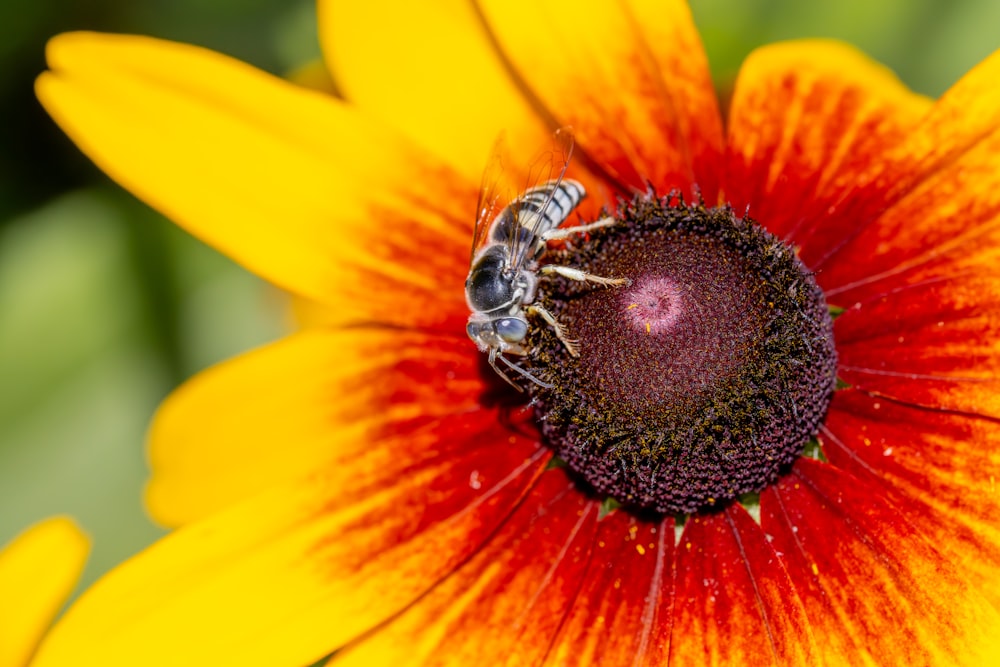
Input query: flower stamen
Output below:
<box><xmin>528</xmin><ymin>194</ymin><xmax>838</xmax><ymax>514</ymax></box>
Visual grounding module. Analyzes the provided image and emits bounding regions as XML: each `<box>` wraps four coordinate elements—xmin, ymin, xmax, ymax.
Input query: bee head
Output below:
<box><xmin>466</xmin><ymin>316</ymin><xmax>529</xmax><ymax>351</ymax></box>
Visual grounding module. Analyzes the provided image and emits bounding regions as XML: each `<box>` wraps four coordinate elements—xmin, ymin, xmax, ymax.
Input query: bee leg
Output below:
<box><xmin>540</xmin><ymin>216</ymin><xmax>617</xmax><ymax>241</ymax></box>
<box><xmin>489</xmin><ymin>348</ymin><xmax>552</xmax><ymax>389</ymax></box>
<box><xmin>527</xmin><ymin>304</ymin><xmax>580</xmax><ymax>357</ymax></box>
<box><xmin>541</xmin><ymin>264</ymin><xmax>630</xmax><ymax>288</ymax></box>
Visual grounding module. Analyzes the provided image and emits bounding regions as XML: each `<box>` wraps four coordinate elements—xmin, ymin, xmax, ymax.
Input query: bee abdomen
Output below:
<box><xmin>514</xmin><ymin>179</ymin><xmax>585</xmax><ymax>234</ymax></box>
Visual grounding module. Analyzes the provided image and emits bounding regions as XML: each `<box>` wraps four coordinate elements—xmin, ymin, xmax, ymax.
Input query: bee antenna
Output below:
<box><xmin>490</xmin><ymin>350</ymin><xmax>552</xmax><ymax>390</ymax></box>
<box><xmin>488</xmin><ymin>349</ymin><xmax>524</xmax><ymax>392</ymax></box>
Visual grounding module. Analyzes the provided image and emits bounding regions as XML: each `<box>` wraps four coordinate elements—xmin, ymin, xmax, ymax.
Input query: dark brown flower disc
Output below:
<box><xmin>527</xmin><ymin>194</ymin><xmax>838</xmax><ymax>514</ymax></box>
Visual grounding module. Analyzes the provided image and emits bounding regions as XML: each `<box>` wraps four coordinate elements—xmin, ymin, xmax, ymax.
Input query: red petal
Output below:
<box><xmin>823</xmin><ymin>389</ymin><xmax>1000</xmax><ymax>608</ymax></box>
<box><xmin>332</xmin><ymin>470</ymin><xmax>599</xmax><ymax>666</ymax></box>
<box><xmin>761</xmin><ymin>459</ymin><xmax>1000</xmax><ymax>666</ymax></box>
<box><xmin>834</xmin><ymin>273</ymin><xmax>1000</xmax><ymax>417</ymax></box>
<box><xmin>670</xmin><ymin>505</ymin><xmax>816</xmax><ymax>666</ymax></box>
<box><xmin>543</xmin><ymin>511</ymin><xmax>675</xmax><ymax>666</ymax></box>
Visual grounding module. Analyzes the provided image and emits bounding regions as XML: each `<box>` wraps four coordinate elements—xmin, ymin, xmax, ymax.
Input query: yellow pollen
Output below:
<box><xmin>626</xmin><ymin>303</ymin><xmax>639</xmax><ymax>310</ymax></box>
<box><xmin>636</xmin><ymin>544</ymin><xmax>646</xmax><ymax>555</ymax></box>
<box><xmin>645</xmin><ymin>322</ymin><xmax>651</xmax><ymax>334</ymax></box>
<box><xmin>811</xmin><ymin>562</ymin><xmax>820</xmax><ymax>576</ymax></box>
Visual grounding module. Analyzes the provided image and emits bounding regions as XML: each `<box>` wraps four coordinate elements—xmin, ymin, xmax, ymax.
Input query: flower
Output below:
<box><xmin>0</xmin><ymin>517</ymin><xmax>89</xmax><ymax>667</ymax></box>
<box><xmin>33</xmin><ymin>1</ymin><xmax>1000</xmax><ymax>665</ymax></box>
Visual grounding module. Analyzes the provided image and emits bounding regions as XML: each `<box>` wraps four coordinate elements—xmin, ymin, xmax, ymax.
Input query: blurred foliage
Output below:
<box><xmin>690</xmin><ymin>0</ymin><xmax>1000</xmax><ymax>97</ymax></box>
<box><xmin>0</xmin><ymin>0</ymin><xmax>314</xmax><ymax>586</ymax></box>
<box><xmin>0</xmin><ymin>0</ymin><xmax>997</xmax><ymax>593</ymax></box>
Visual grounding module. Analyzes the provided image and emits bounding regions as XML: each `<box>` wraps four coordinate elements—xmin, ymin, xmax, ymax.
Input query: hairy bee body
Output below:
<box><xmin>465</xmin><ymin>179</ymin><xmax>586</xmax><ymax>369</ymax></box>
<box><xmin>464</xmin><ymin>132</ymin><xmax>626</xmax><ymax>389</ymax></box>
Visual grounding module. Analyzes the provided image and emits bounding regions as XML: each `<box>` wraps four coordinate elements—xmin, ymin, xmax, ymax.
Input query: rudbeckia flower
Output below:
<box><xmin>33</xmin><ymin>1</ymin><xmax>1000</xmax><ymax>665</ymax></box>
<box><xmin>0</xmin><ymin>517</ymin><xmax>89</xmax><ymax>667</ymax></box>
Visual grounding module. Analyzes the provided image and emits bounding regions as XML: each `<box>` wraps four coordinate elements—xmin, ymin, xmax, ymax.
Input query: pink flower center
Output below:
<box><xmin>621</xmin><ymin>277</ymin><xmax>684</xmax><ymax>336</ymax></box>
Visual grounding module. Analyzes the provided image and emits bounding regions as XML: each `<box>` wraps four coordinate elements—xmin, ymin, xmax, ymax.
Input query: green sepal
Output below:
<box><xmin>545</xmin><ymin>456</ymin><xmax>568</xmax><ymax>470</ymax></box>
<box><xmin>802</xmin><ymin>435</ymin><xmax>827</xmax><ymax>462</ymax></box>
<box><xmin>598</xmin><ymin>496</ymin><xmax>622</xmax><ymax>520</ymax></box>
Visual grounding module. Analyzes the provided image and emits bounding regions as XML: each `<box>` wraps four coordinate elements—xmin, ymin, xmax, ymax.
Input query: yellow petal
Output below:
<box><xmin>0</xmin><ymin>517</ymin><xmax>89</xmax><ymax>667</ymax></box>
<box><xmin>905</xmin><ymin>48</ymin><xmax>1000</xmax><ymax>175</ymax></box>
<box><xmin>146</xmin><ymin>329</ymin><xmax>488</xmax><ymax>527</ymax></box>
<box><xmin>474</xmin><ymin>0</ymin><xmax>724</xmax><ymax>199</ymax></box>
<box><xmin>34</xmin><ymin>434</ymin><xmax>547</xmax><ymax>667</ymax></box>
<box><xmin>318</xmin><ymin>0</ymin><xmax>552</xmax><ymax>183</ymax></box>
<box><xmin>37</xmin><ymin>32</ymin><xmax>473</xmax><ymax>326</ymax></box>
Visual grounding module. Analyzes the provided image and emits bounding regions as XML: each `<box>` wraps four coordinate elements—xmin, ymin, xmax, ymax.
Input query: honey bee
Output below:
<box><xmin>465</xmin><ymin>132</ymin><xmax>627</xmax><ymax>389</ymax></box>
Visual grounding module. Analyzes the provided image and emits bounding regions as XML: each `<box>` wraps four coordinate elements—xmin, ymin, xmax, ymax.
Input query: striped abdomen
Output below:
<box><xmin>488</xmin><ymin>179</ymin><xmax>586</xmax><ymax>257</ymax></box>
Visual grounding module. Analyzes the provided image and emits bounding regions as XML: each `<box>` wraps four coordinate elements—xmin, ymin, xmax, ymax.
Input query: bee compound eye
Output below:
<box><xmin>495</xmin><ymin>318</ymin><xmax>528</xmax><ymax>343</ymax></box>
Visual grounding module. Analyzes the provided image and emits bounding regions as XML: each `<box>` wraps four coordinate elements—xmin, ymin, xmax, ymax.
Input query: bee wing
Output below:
<box><xmin>470</xmin><ymin>133</ymin><xmax>516</xmax><ymax>264</ymax></box>
<box><xmin>508</xmin><ymin>128</ymin><xmax>575</xmax><ymax>273</ymax></box>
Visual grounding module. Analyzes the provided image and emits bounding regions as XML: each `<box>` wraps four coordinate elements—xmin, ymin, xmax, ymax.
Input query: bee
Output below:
<box><xmin>465</xmin><ymin>133</ymin><xmax>628</xmax><ymax>389</ymax></box>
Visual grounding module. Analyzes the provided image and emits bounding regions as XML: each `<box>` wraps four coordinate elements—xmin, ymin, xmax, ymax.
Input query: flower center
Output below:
<box><xmin>527</xmin><ymin>194</ymin><xmax>837</xmax><ymax>514</ymax></box>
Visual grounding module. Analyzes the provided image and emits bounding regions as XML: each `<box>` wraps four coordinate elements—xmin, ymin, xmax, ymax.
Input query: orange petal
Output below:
<box><xmin>331</xmin><ymin>470</ymin><xmax>598</xmax><ymax>667</ymax></box>
<box><xmin>761</xmin><ymin>459</ymin><xmax>1000</xmax><ymax>666</ymax></box>
<box><xmin>819</xmin><ymin>131</ymin><xmax>1000</xmax><ymax>302</ymax></box>
<box><xmin>795</xmin><ymin>49</ymin><xmax>1000</xmax><ymax>294</ymax></box>
<box><xmin>34</xmin><ymin>430</ymin><xmax>547</xmax><ymax>667</ymax></box>
<box><xmin>474</xmin><ymin>0</ymin><xmax>724</xmax><ymax>200</ymax></box>
<box><xmin>147</xmin><ymin>328</ymin><xmax>497</xmax><ymax>526</ymax></box>
<box><xmin>822</xmin><ymin>389</ymin><xmax>1000</xmax><ymax>609</ymax></box>
<box><xmin>724</xmin><ymin>40</ymin><xmax>931</xmax><ymax>263</ymax></box>
<box><xmin>834</xmin><ymin>272</ymin><xmax>1000</xmax><ymax>417</ymax></box>
<box><xmin>670</xmin><ymin>505</ymin><xmax>816</xmax><ymax>666</ymax></box>
<box><xmin>0</xmin><ymin>517</ymin><xmax>89</xmax><ymax>667</ymax></box>
<box><xmin>37</xmin><ymin>32</ymin><xmax>473</xmax><ymax>328</ymax></box>
<box><xmin>542</xmin><ymin>511</ymin><xmax>675</xmax><ymax>666</ymax></box>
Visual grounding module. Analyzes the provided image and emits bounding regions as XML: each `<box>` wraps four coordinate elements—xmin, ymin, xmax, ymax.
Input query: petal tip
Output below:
<box><xmin>44</xmin><ymin>31</ymin><xmax>101</xmax><ymax>68</ymax></box>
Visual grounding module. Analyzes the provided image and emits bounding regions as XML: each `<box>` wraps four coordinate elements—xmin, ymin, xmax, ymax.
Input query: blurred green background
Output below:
<box><xmin>1</xmin><ymin>0</ymin><xmax>998</xmax><ymax>591</ymax></box>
